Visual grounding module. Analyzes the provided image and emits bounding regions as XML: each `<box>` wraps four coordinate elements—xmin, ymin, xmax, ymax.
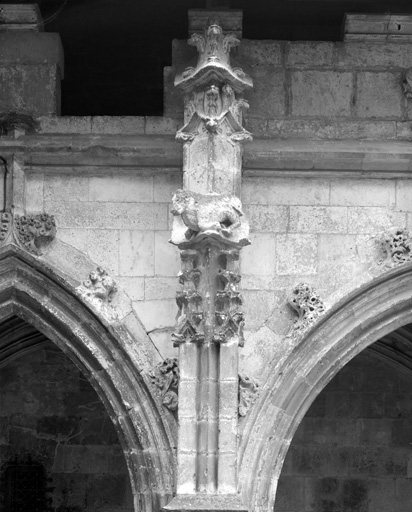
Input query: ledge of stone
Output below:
<box><xmin>163</xmin><ymin>495</ymin><xmax>248</xmax><ymax>512</ymax></box>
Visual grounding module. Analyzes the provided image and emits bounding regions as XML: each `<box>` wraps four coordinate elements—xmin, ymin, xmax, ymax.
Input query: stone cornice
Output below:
<box><xmin>2</xmin><ymin>135</ymin><xmax>412</xmax><ymax>176</ymax></box>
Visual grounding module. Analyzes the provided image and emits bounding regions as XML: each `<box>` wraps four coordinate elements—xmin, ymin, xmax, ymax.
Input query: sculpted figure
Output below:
<box><xmin>171</xmin><ymin>189</ymin><xmax>243</xmax><ymax>240</ymax></box>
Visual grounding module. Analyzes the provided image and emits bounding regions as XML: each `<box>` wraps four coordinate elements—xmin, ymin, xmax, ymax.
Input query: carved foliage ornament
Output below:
<box><xmin>83</xmin><ymin>267</ymin><xmax>117</xmax><ymax>302</ymax></box>
<box><xmin>149</xmin><ymin>358</ymin><xmax>179</xmax><ymax>413</ymax></box>
<box><xmin>379</xmin><ymin>227</ymin><xmax>412</xmax><ymax>268</ymax></box>
<box><xmin>175</xmin><ymin>17</ymin><xmax>252</xmax><ymax>93</ymax></box>
<box><xmin>238</xmin><ymin>373</ymin><xmax>259</xmax><ymax>417</ymax></box>
<box><xmin>287</xmin><ymin>283</ymin><xmax>325</xmax><ymax>338</ymax></box>
<box><xmin>14</xmin><ymin>213</ymin><xmax>56</xmax><ymax>255</ymax></box>
<box><xmin>170</xmin><ymin>189</ymin><xmax>250</xmax><ymax>248</ymax></box>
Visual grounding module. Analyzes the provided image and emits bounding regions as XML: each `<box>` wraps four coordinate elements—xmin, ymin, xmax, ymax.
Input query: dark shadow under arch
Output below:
<box><xmin>239</xmin><ymin>262</ymin><xmax>412</xmax><ymax>512</ymax></box>
<box><xmin>0</xmin><ymin>245</ymin><xmax>175</xmax><ymax>512</ymax></box>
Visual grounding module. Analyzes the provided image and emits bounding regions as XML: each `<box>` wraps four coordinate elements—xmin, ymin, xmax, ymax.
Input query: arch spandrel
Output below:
<box><xmin>0</xmin><ymin>244</ymin><xmax>176</xmax><ymax>512</ymax></box>
<box><xmin>239</xmin><ymin>262</ymin><xmax>412</xmax><ymax>512</ymax></box>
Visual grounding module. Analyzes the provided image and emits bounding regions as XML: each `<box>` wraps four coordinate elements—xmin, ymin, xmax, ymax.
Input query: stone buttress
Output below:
<box><xmin>164</xmin><ymin>11</ymin><xmax>252</xmax><ymax>512</ymax></box>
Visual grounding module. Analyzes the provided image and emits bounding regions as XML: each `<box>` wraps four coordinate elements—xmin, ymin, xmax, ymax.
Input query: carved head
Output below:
<box><xmin>171</xmin><ymin>189</ymin><xmax>193</xmax><ymax>215</ymax></box>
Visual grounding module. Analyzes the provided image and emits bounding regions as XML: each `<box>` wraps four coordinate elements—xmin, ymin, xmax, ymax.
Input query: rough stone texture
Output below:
<box><xmin>356</xmin><ymin>72</ymin><xmax>404</xmax><ymax>119</ymax></box>
<box><xmin>0</xmin><ymin>338</ymin><xmax>132</xmax><ymax>511</ymax></box>
<box><xmin>275</xmin><ymin>349</ymin><xmax>412</xmax><ymax>512</ymax></box>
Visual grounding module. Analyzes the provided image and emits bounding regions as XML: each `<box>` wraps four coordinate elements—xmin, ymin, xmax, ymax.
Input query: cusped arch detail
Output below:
<box><xmin>239</xmin><ymin>262</ymin><xmax>412</xmax><ymax>512</ymax></box>
<box><xmin>0</xmin><ymin>245</ymin><xmax>176</xmax><ymax>512</ymax></box>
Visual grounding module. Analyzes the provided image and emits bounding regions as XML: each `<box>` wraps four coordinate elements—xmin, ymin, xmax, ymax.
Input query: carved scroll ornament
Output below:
<box><xmin>150</xmin><ymin>358</ymin><xmax>179</xmax><ymax>413</ymax></box>
<box><xmin>379</xmin><ymin>227</ymin><xmax>412</xmax><ymax>268</ymax></box>
<box><xmin>287</xmin><ymin>283</ymin><xmax>325</xmax><ymax>339</ymax></box>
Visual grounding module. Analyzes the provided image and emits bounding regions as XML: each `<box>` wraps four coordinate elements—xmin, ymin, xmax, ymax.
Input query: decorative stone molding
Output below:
<box><xmin>14</xmin><ymin>213</ymin><xmax>56</xmax><ymax>255</ymax></box>
<box><xmin>0</xmin><ymin>212</ymin><xmax>12</xmax><ymax>241</ymax></box>
<box><xmin>214</xmin><ymin>249</ymin><xmax>245</xmax><ymax>346</ymax></box>
<box><xmin>170</xmin><ymin>189</ymin><xmax>249</xmax><ymax>248</ymax></box>
<box><xmin>82</xmin><ymin>267</ymin><xmax>117</xmax><ymax>302</ymax></box>
<box><xmin>238</xmin><ymin>373</ymin><xmax>259</xmax><ymax>417</ymax></box>
<box><xmin>287</xmin><ymin>283</ymin><xmax>326</xmax><ymax>338</ymax></box>
<box><xmin>403</xmin><ymin>69</ymin><xmax>412</xmax><ymax>99</ymax></box>
<box><xmin>379</xmin><ymin>227</ymin><xmax>412</xmax><ymax>268</ymax></box>
<box><xmin>149</xmin><ymin>358</ymin><xmax>179</xmax><ymax>413</ymax></box>
<box><xmin>176</xmin><ymin>84</ymin><xmax>252</xmax><ymax>143</ymax></box>
<box><xmin>175</xmin><ymin>17</ymin><xmax>252</xmax><ymax>93</ymax></box>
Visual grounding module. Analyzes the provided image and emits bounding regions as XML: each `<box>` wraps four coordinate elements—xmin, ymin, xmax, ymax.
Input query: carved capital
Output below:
<box><xmin>83</xmin><ymin>267</ymin><xmax>117</xmax><ymax>302</ymax></box>
<box><xmin>238</xmin><ymin>373</ymin><xmax>259</xmax><ymax>417</ymax></box>
<box><xmin>149</xmin><ymin>358</ymin><xmax>179</xmax><ymax>414</ymax></box>
<box><xmin>288</xmin><ymin>283</ymin><xmax>325</xmax><ymax>339</ymax></box>
<box><xmin>14</xmin><ymin>213</ymin><xmax>56</xmax><ymax>255</ymax></box>
<box><xmin>170</xmin><ymin>189</ymin><xmax>250</xmax><ymax>249</ymax></box>
<box><xmin>379</xmin><ymin>227</ymin><xmax>412</xmax><ymax>268</ymax></box>
<box><xmin>175</xmin><ymin>17</ymin><xmax>252</xmax><ymax>93</ymax></box>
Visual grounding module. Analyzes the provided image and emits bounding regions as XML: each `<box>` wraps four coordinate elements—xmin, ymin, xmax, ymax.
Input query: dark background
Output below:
<box><xmin>19</xmin><ymin>0</ymin><xmax>412</xmax><ymax>115</ymax></box>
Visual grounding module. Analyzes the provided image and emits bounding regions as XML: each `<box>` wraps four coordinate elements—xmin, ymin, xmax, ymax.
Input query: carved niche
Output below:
<box><xmin>287</xmin><ymin>283</ymin><xmax>325</xmax><ymax>339</ymax></box>
<box><xmin>14</xmin><ymin>213</ymin><xmax>56</xmax><ymax>255</ymax></box>
<box><xmin>238</xmin><ymin>373</ymin><xmax>259</xmax><ymax>417</ymax></box>
<box><xmin>82</xmin><ymin>267</ymin><xmax>117</xmax><ymax>302</ymax></box>
<box><xmin>149</xmin><ymin>358</ymin><xmax>179</xmax><ymax>413</ymax></box>
<box><xmin>170</xmin><ymin>189</ymin><xmax>250</xmax><ymax>248</ymax></box>
<box><xmin>379</xmin><ymin>227</ymin><xmax>412</xmax><ymax>267</ymax></box>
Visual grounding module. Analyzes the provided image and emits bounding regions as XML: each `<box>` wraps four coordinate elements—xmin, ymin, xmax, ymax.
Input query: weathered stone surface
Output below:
<box><xmin>347</xmin><ymin>207</ymin><xmax>406</xmax><ymax>234</ymax></box>
<box><xmin>236</xmin><ymin>40</ymin><xmax>282</xmax><ymax>67</ymax></box>
<box><xmin>89</xmin><ymin>175</ymin><xmax>154</xmax><ymax>203</ymax></box>
<box><xmin>245</xmin><ymin>67</ymin><xmax>285</xmax><ymax>118</ymax></box>
<box><xmin>276</xmin><ymin>235</ymin><xmax>317</xmax><ymax>275</ymax></box>
<box><xmin>330</xmin><ymin>179</ymin><xmax>396</xmax><ymax>207</ymax></box>
<box><xmin>286</xmin><ymin>42</ymin><xmax>334</xmax><ymax>68</ymax></box>
<box><xmin>291</xmin><ymin>71</ymin><xmax>353</xmax><ymax>117</ymax></box>
<box><xmin>356</xmin><ymin>72</ymin><xmax>403</xmax><ymax>119</ymax></box>
<box><xmin>289</xmin><ymin>206</ymin><xmax>348</xmax><ymax>234</ymax></box>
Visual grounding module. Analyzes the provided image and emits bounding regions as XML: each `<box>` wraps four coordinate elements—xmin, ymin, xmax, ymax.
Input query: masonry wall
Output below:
<box><xmin>0</xmin><ymin>338</ymin><xmax>133</xmax><ymax>512</ymax></box>
<box><xmin>274</xmin><ymin>345</ymin><xmax>412</xmax><ymax>512</ymax></box>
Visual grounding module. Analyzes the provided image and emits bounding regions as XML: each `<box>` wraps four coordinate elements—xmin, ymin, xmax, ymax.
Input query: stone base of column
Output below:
<box><xmin>163</xmin><ymin>495</ymin><xmax>248</xmax><ymax>512</ymax></box>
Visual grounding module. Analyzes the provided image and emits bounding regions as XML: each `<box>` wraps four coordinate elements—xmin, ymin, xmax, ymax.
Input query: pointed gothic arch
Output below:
<box><xmin>0</xmin><ymin>245</ymin><xmax>175</xmax><ymax>512</ymax></box>
<box><xmin>239</xmin><ymin>262</ymin><xmax>412</xmax><ymax>512</ymax></box>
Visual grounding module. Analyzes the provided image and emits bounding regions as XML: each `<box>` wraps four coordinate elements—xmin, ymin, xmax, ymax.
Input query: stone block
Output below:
<box><xmin>391</xmin><ymin>420</ymin><xmax>412</xmax><ymax>446</ymax></box>
<box><xmin>154</xmin><ymin>231</ymin><xmax>181</xmax><ymax>276</ymax></box>
<box><xmin>360</xmin><ymin>419</ymin><xmax>392</xmax><ymax>446</ymax></box>
<box><xmin>336</xmin><ymin>41</ymin><xmax>412</xmax><ymax>69</ymax></box>
<box><xmin>276</xmin><ymin>234</ymin><xmax>317</xmax><ymax>275</ymax></box>
<box><xmin>25</xmin><ymin>172</ymin><xmax>44</xmax><ymax>212</ymax></box>
<box><xmin>132</xmin><ymin>299</ymin><xmax>176</xmax><ymax>331</ymax></box>
<box><xmin>236</xmin><ymin>40</ymin><xmax>283</xmax><ymax>67</ymax></box>
<box><xmin>396</xmin><ymin>479</ymin><xmax>412</xmax><ymax>512</ymax></box>
<box><xmin>347</xmin><ymin>207</ymin><xmax>406</xmax><ymax>234</ymax></box>
<box><xmin>45</xmin><ymin>201</ymin><xmax>168</xmax><ymax>230</ymax></box>
<box><xmin>91</xmin><ymin>116</ymin><xmax>145</xmax><ymax>134</ymax></box>
<box><xmin>289</xmin><ymin>206</ymin><xmax>348</xmax><ymax>233</ymax></box>
<box><xmin>245</xmin><ymin>205</ymin><xmax>288</xmax><ymax>233</ymax></box>
<box><xmin>58</xmin><ymin>228</ymin><xmax>88</xmax><ymax>253</ymax></box>
<box><xmin>119</xmin><ymin>231</ymin><xmax>154</xmax><ymax>276</ymax></box>
<box><xmin>163</xmin><ymin>66</ymin><xmax>183</xmax><ymax>118</ymax></box>
<box><xmin>178</xmin><ymin>418</ymin><xmax>197</xmax><ymax>452</ymax></box>
<box><xmin>367</xmin><ymin>478</ymin><xmax>396</xmax><ymax>512</ymax></box>
<box><xmin>396</xmin><ymin>180</ymin><xmax>412</xmax><ymax>211</ymax></box>
<box><xmin>145</xmin><ymin>116</ymin><xmax>181</xmax><ymax>135</ymax></box>
<box><xmin>356</xmin><ymin>72</ymin><xmax>403</xmax><ymax>118</ymax></box>
<box><xmin>87</xmin><ymin>229</ymin><xmax>119</xmax><ymax>275</ymax></box>
<box><xmin>246</xmin><ymin>67</ymin><xmax>286</xmax><ymax>118</ymax></box>
<box><xmin>331</xmin><ymin>179</ymin><xmax>396</xmax><ymax>207</ymax></box>
<box><xmin>0</xmin><ymin>32</ymin><xmax>63</xmax><ymax>70</ymax></box>
<box><xmin>244</xmin><ymin>116</ymin><xmax>268</xmax><ymax>137</ymax></box>
<box><xmin>145</xmin><ymin>277</ymin><xmax>176</xmax><ymax>300</ymax></box>
<box><xmin>291</xmin><ymin>71</ymin><xmax>353</xmax><ymax>117</ymax></box>
<box><xmin>89</xmin><ymin>175</ymin><xmax>153</xmax><ymax>203</ymax></box>
<box><xmin>0</xmin><ymin>64</ymin><xmax>61</xmax><ymax>115</ymax></box>
<box><xmin>116</xmin><ymin>276</ymin><xmax>145</xmax><ymax>301</ymax></box>
<box><xmin>242</xmin><ymin>177</ymin><xmax>330</xmax><ymax>206</ymax></box>
<box><xmin>148</xmin><ymin>330</ymin><xmax>177</xmax><ymax>360</ymax></box>
<box><xmin>240</xmin><ymin>233</ymin><xmax>276</xmax><ymax>276</ymax></box>
<box><xmin>44</xmin><ymin>174</ymin><xmax>89</xmax><ymax>203</ymax></box>
<box><xmin>242</xmin><ymin>290</ymin><xmax>278</xmax><ymax>331</ymax></box>
<box><xmin>38</xmin><ymin>116</ymin><xmax>92</xmax><ymax>134</ymax></box>
<box><xmin>154</xmin><ymin>172</ymin><xmax>182</xmax><ymax>203</ymax></box>
<box><xmin>287</xmin><ymin>42</ymin><xmax>334</xmax><ymax>68</ymax></box>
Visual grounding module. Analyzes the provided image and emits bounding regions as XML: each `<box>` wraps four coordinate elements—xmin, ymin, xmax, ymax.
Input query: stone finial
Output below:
<box><xmin>175</xmin><ymin>17</ymin><xmax>252</xmax><ymax>93</ymax></box>
<box><xmin>287</xmin><ymin>283</ymin><xmax>325</xmax><ymax>338</ymax></box>
<box><xmin>14</xmin><ymin>213</ymin><xmax>56</xmax><ymax>255</ymax></box>
<box><xmin>238</xmin><ymin>373</ymin><xmax>259</xmax><ymax>417</ymax></box>
<box><xmin>83</xmin><ymin>267</ymin><xmax>117</xmax><ymax>302</ymax></box>
<box><xmin>170</xmin><ymin>189</ymin><xmax>250</xmax><ymax>248</ymax></box>
<box><xmin>379</xmin><ymin>227</ymin><xmax>412</xmax><ymax>268</ymax></box>
<box><xmin>403</xmin><ymin>69</ymin><xmax>412</xmax><ymax>99</ymax></box>
<box><xmin>149</xmin><ymin>358</ymin><xmax>179</xmax><ymax>413</ymax></box>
